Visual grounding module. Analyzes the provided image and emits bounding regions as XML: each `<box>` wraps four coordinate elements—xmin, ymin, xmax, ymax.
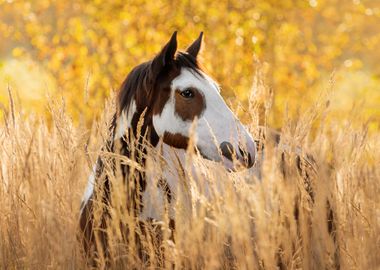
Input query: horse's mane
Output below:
<box><xmin>118</xmin><ymin>51</ymin><xmax>202</xmax><ymax>115</ymax></box>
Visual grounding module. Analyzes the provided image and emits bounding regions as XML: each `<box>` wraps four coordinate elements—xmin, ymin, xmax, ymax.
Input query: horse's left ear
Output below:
<box><xmin>186</xmin><ymin>32</ymin><xmax>203</xmax><ymax>58</ymax></box>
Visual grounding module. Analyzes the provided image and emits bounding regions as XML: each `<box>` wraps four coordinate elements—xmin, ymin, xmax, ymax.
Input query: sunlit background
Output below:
<box><xmin>1</xmin><ymin>2</ymin><xmax>379</xmax><ymax>269</ymax></box>
<box><xmin>1</xmin><ymin>0</ymin><xmax>379</xmax><ymax>130</ymax></box>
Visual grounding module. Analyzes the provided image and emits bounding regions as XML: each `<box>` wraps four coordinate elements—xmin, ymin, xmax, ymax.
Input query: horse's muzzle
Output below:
<box><xmin>220</xmin><ymin>141</ymin><xmax>255</xmax><ymax>169</ymax></box>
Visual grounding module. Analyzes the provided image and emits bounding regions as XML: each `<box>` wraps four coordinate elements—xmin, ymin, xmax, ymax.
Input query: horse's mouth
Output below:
<box><xmin>195</xmin><ymin>145</ymin><xmax>255</xmax><ymax>172</ymax></box>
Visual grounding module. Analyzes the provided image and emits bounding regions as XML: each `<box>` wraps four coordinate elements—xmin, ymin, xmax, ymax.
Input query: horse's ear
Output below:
<box><xmin>186</xmin><ymin>32</ymin><xmax>203</xmax><ymax>58</ymax></box>
<box><xmin>151</xmin><ymin>31</ymin><xmax>178</xmax><ymax>79</ymax></box>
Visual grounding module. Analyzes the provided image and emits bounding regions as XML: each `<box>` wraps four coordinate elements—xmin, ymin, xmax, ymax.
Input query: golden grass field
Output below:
<box><xmin>1</xmin><ymin>1</ymin><xmax>380</xmax><ymax>269</ymax></box>
<box><xmin>0</xmin><ymin>80</ymin><xmax>379</xmax><ymax>269</ymax></box>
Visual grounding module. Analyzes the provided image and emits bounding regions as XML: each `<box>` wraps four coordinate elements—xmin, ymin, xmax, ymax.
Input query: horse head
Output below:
<box><xmin>117</xmin><ymin>31</ymin><xmax>256</xmax><ymax>171</ymax></box>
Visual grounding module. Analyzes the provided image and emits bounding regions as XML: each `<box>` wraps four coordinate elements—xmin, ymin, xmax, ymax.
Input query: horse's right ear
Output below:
<box><xmin>150</xmin><ymin>31</ymin><xmax>177</xmax><ymax>80</ymax></box>
<box><xmin>186</xmin><ymin>32</ymin><xmax>203</xmax><ymax>58</ymax></box>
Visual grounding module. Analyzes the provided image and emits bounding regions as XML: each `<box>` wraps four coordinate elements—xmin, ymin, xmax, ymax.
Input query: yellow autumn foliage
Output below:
<box><xmin>0</xmin><ymin>0</ymin><xmax>379</xmax><ymax>130</ymax></box>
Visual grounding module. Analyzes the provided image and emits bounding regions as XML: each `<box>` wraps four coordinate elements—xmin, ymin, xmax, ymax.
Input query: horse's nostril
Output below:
<box><xmin>238</xmin><ymin>146</ymin><xmax>254</xmax><ymax>168</ymax></box>
<box><xmin>221</xmin><ymin>142</ymin><xmax>255</xmax><ymax>168</ymax></box>
<box><xmin>220</xmin><ymin>141</ymin><xmax>235</xmax><ymax>161</ymax></box>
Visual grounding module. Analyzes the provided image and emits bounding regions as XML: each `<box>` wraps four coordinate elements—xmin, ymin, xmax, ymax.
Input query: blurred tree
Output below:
<box><xmin>0</xmin><ymin>0</ymin><xmax>379</xmax><ymax>129</ymax></box>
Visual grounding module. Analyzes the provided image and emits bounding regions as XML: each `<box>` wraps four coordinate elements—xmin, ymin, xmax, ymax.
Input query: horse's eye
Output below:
<box><xmin>180</xmin><ymin>88</ymin><xmax>195</xmax><ymax>98</ymax></box>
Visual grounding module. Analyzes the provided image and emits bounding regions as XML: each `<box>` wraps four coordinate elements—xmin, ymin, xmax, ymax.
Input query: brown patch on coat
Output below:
<box><xmin>174</xmin><ymin>87</ymin><xmax>205</xmax><ymax>121</ymax></box>
<box><xmin>79</xmin><ymin>195</ymin><xmax>110</xmax><ymax>265</ymax></box>
<box><xmin>151</xmin><ymin>68</ymin><xmax>181</xmax><ymax>117</ymax></box>
<box><xmin>79</xmin><ymin>198</ymin><xmax>94</xmax><ymax>258</ymax></box>
<box><xmin>163</xmin><ymin>131</ymin><xmax>189</xmax><ymax>149</ymax></box>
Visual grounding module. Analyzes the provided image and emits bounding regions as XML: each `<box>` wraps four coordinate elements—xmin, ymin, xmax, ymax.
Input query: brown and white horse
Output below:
<box><xmin>79</xmin><ymin>32</ymin><xmax>257</xmax><ymax>263</ymax></box>
<box><xmin>79</xmin><ymin>32</ymin><xmax>339</xmax><ymax>269</ymax></box>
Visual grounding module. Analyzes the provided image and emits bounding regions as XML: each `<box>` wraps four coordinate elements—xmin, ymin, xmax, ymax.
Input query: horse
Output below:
<box><xmin>78</xmin><ymin>32</ymin><xmax>339</xmax><ymax>269</ymax></box>
<box><xmin>79</xmin><ymin>31</ymin><xmax>257</xmax><ymax>266</ymax></box>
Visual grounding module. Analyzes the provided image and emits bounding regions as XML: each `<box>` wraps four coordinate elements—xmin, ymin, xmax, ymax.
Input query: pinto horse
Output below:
<box><xmin>79</xmin><ymin>32</ymin><xmax>339</xmax><ymax>269</ymax></box>
<box><xmin>79</xmin><ymin>31</ymin><xmax>257</xmax><ymax>264</ymax></box>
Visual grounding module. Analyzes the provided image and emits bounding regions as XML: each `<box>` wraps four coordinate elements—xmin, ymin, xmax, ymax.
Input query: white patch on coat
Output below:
<box><xmin>79</xmin><ymin>164</ymin><xmax>96</xmax><ymax>215</ymax></box>
<box><xmin>115</xmin><ymin>100</ymin><xmax>136</xmax><ymax>140</ymax></box>
<box><xmin>140</xmin><ymin>144</ymin><xmax>186</xmax><ymax>220</ymax></box>
<box><xmin>153</xmin><ymin>67</ymin><xmax>257</xmax><ymax>170</ymax></box>
<box><xmin>140</xmin><ymin>143</ymin><xmax>240</xmax><ymax>221</ymax></box>
<box><xmin>140</xmin><ymin>143</ymin><xmax>211</xmax><ymax>221</ymax></box>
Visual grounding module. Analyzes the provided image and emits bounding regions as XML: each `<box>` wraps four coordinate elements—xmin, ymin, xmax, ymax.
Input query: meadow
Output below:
<box><xmin>1</xmin><ymin>80</ymin><xmax>379</xmax><ymax>269</ymax></box>
<box><xmin>1</xmin><ymin>0</ymin><xmax>379</xmax><ymax>269</ymax></box>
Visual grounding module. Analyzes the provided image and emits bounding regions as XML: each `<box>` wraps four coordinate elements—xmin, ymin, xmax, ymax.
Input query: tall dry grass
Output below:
<box><xmin>0</xmin><ymin>81</ymin><xmax>379</xmax><ymax>269</ymax></box>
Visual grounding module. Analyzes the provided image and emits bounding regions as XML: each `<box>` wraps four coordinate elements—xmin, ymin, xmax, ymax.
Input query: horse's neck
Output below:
<box><xmin>141</xmin><ymin>144</ymin><xmax>193</xmax><ymax>220</ymax></box>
